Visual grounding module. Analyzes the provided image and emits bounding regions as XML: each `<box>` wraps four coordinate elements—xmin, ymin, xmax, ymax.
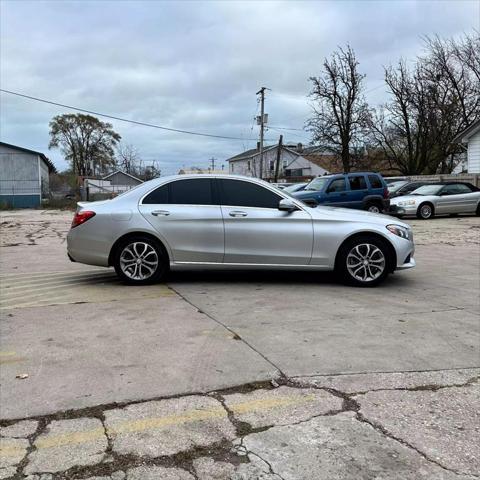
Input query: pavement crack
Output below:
<box><xmin>167</xmin><ymin>284</ymin><xmax>286</xmax><ymax>377</ymax></box>
<box><xmin>354</xmin><ymin>411</ymin><xmax>478</xmax><ymax>478</ymax></box>
<box><xmin>350</xmin><ymin>374</ymin><xmax>480</xmax><ymax>396</ymax></box>
<box><xmin>235</xmin><ymin>438</ymin><xmax>285</xmax><ymax>480</ymax></box>
<box><xmin>15</xmin><ymin>418</ymin><xmax>50</xmax><ymax>478</ymax></box>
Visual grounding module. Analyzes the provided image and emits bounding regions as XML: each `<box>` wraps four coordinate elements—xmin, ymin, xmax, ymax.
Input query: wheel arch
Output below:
<box><xmin>108</xmin><ymin>231</ymin><xmax>170</xmax><ymax>267</ymax></box>
<box><xmin>334</xmin><ymin>231</ymin><xmax>397</xmax><ymax>273</ymax></box>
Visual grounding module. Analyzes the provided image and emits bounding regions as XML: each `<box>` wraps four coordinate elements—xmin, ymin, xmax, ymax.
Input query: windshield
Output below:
<box><xmin>410</xmin><ymin>185</ymin><xmax>443</xmax><ymax>195</ymax></box>
<box><xmin>388</xmin><ymin>181</ymin><xmax>408</xmax><ymax>193</ymax></box>
<box><xmin>304</xmin><ymin>177</ymin><xmax>330</xmax><ymax>191</ymax></box>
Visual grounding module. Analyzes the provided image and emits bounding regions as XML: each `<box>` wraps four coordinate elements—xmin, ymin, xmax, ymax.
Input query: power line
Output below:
<box><xmin>0</xmin><ymin>89</ymin><xmax>261</xmax><ymax>142</ymax></box>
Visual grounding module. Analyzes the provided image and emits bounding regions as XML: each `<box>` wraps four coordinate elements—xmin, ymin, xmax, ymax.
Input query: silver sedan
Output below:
<box><xmin>390</xmin><ymin>182</ymin><xmax>480</xmax><ymax>219</ymax></box>
<box><xmin>67</xmin><ymin>175</ymin><xmax>415</xmax><ymax>287</ymax></box>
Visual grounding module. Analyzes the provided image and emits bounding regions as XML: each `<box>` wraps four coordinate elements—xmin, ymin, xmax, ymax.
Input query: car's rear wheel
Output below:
<box><xmin>113</xmin><ymin>236</ymin><xmax>167</xmax><ymax>285</ymax></box>
<box><xmin>336</xmin><ymin>235</ymin><xmax>391</xmax><ymax>287</ymax></box>
<box><xmin>417</xmin><ymin>202</ymin><xmax>434</xmax><ymax>220</ymax></box>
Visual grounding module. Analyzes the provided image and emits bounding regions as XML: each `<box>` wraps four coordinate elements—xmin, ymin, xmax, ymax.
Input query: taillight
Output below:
<box><xmin>383</xmin><ymin>187</ymin><xmax>390</xmax><ymax>199</ymax></box>
<box><xmin>71</xmin><ymin>210</ymin><xmax>96</xmax><ymax>228</ymax></box>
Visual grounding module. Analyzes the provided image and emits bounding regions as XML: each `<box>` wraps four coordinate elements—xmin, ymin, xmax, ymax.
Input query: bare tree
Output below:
<box><xmin>307</xmin><ymin>45</ymin><xmax>370</xmax><ymax>172</ymax></box>
<box><xmin>369</xmin><ymin>32</ymin><xmax>480</xmax><ymax>174</ymax></box>
<box><xmin>116</xmin><ymin>143</ymin><xmax>141</xmax><ymax>174</ymax></box>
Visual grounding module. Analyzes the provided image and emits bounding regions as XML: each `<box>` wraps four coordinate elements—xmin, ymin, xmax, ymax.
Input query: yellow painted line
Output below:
<box><xmin>0</xmin><ymin>394</ymin><xmax>316</xmax><ymax>456</ymax></box>
<box><xmin>0</xmin><ymin>276</ymin><xmax>119</xmax><ymax>299</ymax></box>
<box><xmin>0</xmin><ymin>356</ymin><xmax>26</xmax><ymax>365</ymax></box>
<box><xmin>0</xmin><ymin>352</ymin><xmax>16</xmax><ymax>357</ymax></box>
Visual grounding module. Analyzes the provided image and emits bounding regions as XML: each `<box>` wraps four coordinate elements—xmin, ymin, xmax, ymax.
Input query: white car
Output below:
<box><xmin>390</xmin><ymin>182</ymin><xmax>480</xmax><ymax>219</ymax></box>
<box><xmin>67</xmin><ymin>174</ymin><xmax>415</xmax><ymax>287</ymax></box>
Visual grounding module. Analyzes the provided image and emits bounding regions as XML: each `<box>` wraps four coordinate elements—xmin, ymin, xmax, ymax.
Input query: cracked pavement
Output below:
<box><xmin>1</xmin><ymin>210</ymin><xmax>479</xmax><ymax>479</ymax></box>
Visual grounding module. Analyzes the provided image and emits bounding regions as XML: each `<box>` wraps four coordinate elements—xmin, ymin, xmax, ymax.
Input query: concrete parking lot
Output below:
<box><xmin>0</xmin><ymin>209</ymin><xmax>479</xmax><ymax>479</ymax></box>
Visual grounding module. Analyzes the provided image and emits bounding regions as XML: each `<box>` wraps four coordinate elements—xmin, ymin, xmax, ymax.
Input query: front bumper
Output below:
<box><xmin>389</xmin><ymin>204</ymin><xmax>417</xmax><ymax>216</ymax></box>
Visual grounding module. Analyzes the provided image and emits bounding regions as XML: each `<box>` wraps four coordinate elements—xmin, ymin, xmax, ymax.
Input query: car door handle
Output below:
<box><xmin>229</xmin><ymin>210</ymin><xmax>248</xmax><ymax>217</ymax></box>
<box><xmin>151</xmin><ymin>210</ymin><xmax>170</xmax><ymax>216</ymax></box>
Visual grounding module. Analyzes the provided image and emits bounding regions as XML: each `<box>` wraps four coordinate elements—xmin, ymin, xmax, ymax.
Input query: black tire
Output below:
<box><xmin>365</xmin><ymin>202</ymin><xmax>382</xmax><ymax>214</ymax></box>
<box><xmin>476</xmin><ymin>203</ymin><xmax>480</xmax><ymax>216</ymax></box>
<box><xmin>113</xmin><ymin>235</ymin><xmax>168</xmax><ymax>285</ymax></box>
<box><xmin>335</xmin><ymin>234</ymin><xmax>392</xmax><ymax>287</ymax></box>
<box><xmin>416</xmin><ymin>202</ymin><xmax>434</xmax><ymax>220</ymax></box>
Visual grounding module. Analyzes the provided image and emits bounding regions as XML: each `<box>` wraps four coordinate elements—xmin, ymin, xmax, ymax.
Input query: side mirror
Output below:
<box><xmin>278</xmin><ymin>198</ymin><xmax>298</xmax><ymax>212</ymax></box>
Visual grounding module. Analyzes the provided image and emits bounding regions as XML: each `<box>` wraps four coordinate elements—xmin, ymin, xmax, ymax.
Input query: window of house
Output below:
<box><xmin>247</xmin><ymin>160</ymin><xmax>251</xmax><ymax>171</ymax></box>
<box><xmin>348</xmin><ymin>175</ymin><xmax>367</xmax><ymax>190</ymax></box>
<box><xmin>218</xmin><ymin>179</ymin><xmax>282</xmax><ymax>209</ymax></box>
<box><xmin>269</xmin><ymin>160</ymin><xmax>275</xmax><ymax>171</ymax></box>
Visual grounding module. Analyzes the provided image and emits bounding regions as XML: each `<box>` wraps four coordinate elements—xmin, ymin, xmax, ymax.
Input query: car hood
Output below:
<box><xmin>306</xmin><ymin>205</ymin><xmax>409</xmax><ymax>228</ymax></box>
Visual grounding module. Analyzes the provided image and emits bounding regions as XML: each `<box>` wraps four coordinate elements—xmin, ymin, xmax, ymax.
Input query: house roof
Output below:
<box><xmin>102</xmin><ymin>170</ymin><xmax>142</xmax><ymax>183</ymax></box>
<box><xmin>453</xmin><ymin>119</ymin><xmax>480</xmax><ymax>143</ymax></box>
<box><xmin>227</xmin><ymin>145</ymin><xmax>277</xmax><ymax>162</ymax></box>
<box><xmin>0</xmin><ymin>141</ymin><xmax>57</xmax><ymax>173</ymax></box>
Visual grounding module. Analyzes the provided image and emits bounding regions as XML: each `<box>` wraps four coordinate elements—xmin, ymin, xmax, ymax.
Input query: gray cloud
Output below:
<box><xmin>1</xmin><ymin>0</ymin><xmax>478</xmax><ymax>174</ymax></box>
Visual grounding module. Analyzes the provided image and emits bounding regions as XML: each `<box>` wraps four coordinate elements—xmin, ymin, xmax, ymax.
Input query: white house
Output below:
<box><xmin>454</xmin><ymin>119</ymin><xmax>480</xmax><ymax>173</ymax></box>
<box><xmin>227</xmin><ymin>144</ymin><xmax>330</xmax><ymax>180</ymax></box>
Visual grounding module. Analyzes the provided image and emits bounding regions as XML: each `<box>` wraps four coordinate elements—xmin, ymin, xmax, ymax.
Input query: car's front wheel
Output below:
<box><xmin>113</xmin><ymin>236</ymin><xmax>167</xmax><ymax>285</ymax></box>
<box><xmin>336</xmin><ymin>235</ymin><xmax>392</xmax><ymax>287</ymax></box>
<box><xmin>417</xmin><ymin>202</ymin><xmax>434</xmax><ymax>219</ymax></box>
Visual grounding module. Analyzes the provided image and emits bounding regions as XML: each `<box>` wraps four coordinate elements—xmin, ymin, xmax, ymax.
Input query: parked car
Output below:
<box><xmin>388</xmin><ymin>181</ymin><xmax>431</xmax><ymax>198</ymax></box>
<box><xmin>67</xmin><ymin>175</ymin><xmax>415</xmax><ymax>287</ymax></box>
<box><xmin>390</xmin><ymin>182</ymin><xmax>480</xmax><ymax>219</ymax></box>
<box><xmin>292</xmin><ymin>172</ymin><xmax>390</xmax><ymax>213</ymax></box>
<box><xmin>384</xmin><ymin>177</ymin><xmax>407</xmax><ymax>185</ymax></box>
<box><xmin>283</xmin><ymin>182</ymin><xmax>308</xmax><ymax>194</ymax></box>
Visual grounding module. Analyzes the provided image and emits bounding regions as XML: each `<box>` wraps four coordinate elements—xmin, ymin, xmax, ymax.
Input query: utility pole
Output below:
<box><xmin>209</xmin><ymin>157</ymin><xmax>216</xmax><ymax>171</ymax></box>
<box><xmin>256</xmin><ymin>87</ymin><xmax>269</xmax><ymax>179</ymax></box>
<box><xmin>274</xmin><ymin>135</ymin><xmax>283</xmax><ymax>182</ymax></box>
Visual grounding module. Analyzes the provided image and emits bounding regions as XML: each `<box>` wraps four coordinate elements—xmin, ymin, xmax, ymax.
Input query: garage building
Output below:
<box><xmin>0</xmin><ymin>141</ymin><xmax>56</xmax><ymax>208</ymax></box>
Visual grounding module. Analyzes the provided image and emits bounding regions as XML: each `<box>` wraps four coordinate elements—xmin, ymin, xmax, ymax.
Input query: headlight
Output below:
<box><xmin>386</xmin><ymin>224</ymin><xmax>411</xmax><ymax>240</ymax></box>
<box><xmin>398</xmin><ymin>199</ymin><xmax>416</xmax><ymax>206</ymax></box>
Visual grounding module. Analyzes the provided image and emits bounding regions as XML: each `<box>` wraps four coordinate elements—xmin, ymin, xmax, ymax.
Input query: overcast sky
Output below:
<box><xmin>1</xmin><ymin>0</ymin><xmax>478</xmax><ymax>174</ymax></box>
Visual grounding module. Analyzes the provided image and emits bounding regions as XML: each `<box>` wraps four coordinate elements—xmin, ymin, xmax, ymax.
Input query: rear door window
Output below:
<box><xmin>170</xmin><ymin>179</ymin><xmax>214</xmax><ymax>205</ymax></box>
<box><xmin>142</xmin><ymin>179</ymin><xmax>215</xmax><ymax>205</ymax></box>
<box><xmin>218</xmin><ymin>179</ymin><xmax>282</xmax><ymax>209</ymax></box>
<box><xmin>367</xmin><ymin>175</ymin><xmax>382</xmax><ymax>189</ymax></box>
<box><xmin>142</xmin><ymin>184</ymin><xmax>169</xmax><ymax>204</ymax></box>
<box><xmin>348</xmin><ymin>175</ymin><xmax>367</xmax><ymax>190</ymax></box>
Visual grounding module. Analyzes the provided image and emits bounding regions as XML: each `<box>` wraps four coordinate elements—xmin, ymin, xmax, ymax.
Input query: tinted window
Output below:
<box><xmin>441</xmin><ymin>184</ymin><xmax>473</xmax><ymax>195</ymax></box>
<box><xmin>368</xmin><ymin>175</ymin><xmax>382</xmax><ymax>189</ymax></box>
<box><xmin>403</xmin><ymin>183</ymin><xmax>423</xmax><ymax>193</ymax></box>
<box><xmin>143</xmin><ymin>184</ymin><xmax>169</xmax><ymax>204</ymax></box>
<box><xmin>454</xmin><ymin>184</ymin><xmax>474</xmax><ymax>193</ymax></box>
<box><xmin>170</xmin><ymin>179</ymin><xmax>213</xmax><ymax>205</ymax></box>
<box><xmin>142</xmin><ymin>179</ymin><xmax>214</xmax><ymax>205</ymax></box>
<box><xmin>327</xmin><ymin>178</ymin><xmax>346</xmax><ymax>192</ymax></box>
<box><xmin>218</xmin><ymin>179</ymin><xmax>282</xmax><ymax>209</ymax></box>
<box><xmin>349</xmin><ymin>175</ymin><xmax>367</xmax><ymax>190</ymax></box>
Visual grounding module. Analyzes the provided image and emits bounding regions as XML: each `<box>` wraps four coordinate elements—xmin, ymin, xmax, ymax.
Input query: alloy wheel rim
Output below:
<box><xmin>346</xmin><ymin>243</ymin><xmax>385</xmax><ymax>282</ymax></box>
<box><xmin>421</xmin><ymin>205</ymin><xmax>432</xmax><ymax>218</ymax></box>
<box><xmin>368</xmin><ymin>205</ymin><xmax>380</xmax><ymax>213</ymax></box>
<box><xmin>120</xmin><ymin>242</ymin><xmax>158</xmax><ymax>280</ymax></box>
